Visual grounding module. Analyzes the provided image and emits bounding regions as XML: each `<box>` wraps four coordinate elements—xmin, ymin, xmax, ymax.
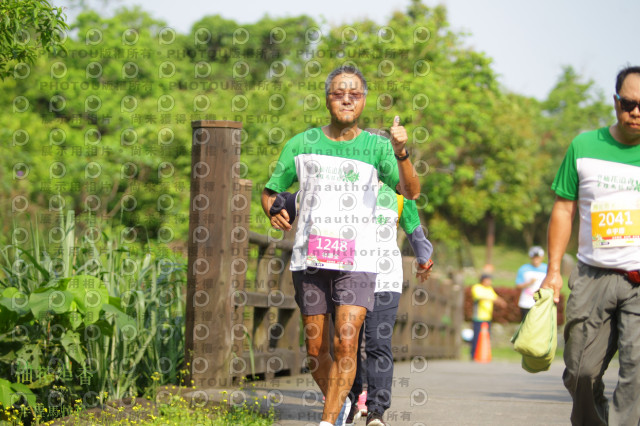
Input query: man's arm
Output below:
<box><xmin>398</xmin><ymin>198</ymin><xmax>433</xmax><ymax>281</ymax></box>
<box><xmin>540</xmin><ymin>196</ymin><xmax>577</xmax><ymax>303</ymax></box>
<box><xmin>261</xmin><ymin>188</ymin><xmax>292</xmax><ymax>231</ymax></box>
<box><xmin>389</xmin><ymin>116</ymin><xmax>421</xmax><ymax>199</ymax></box>
<box><xmin>395</xmin><ymin>160</ymin><xmax>421</xmax><ymax>200</ymax></box>
<box><xmin>405</xmin><ymin>226</ymin><xmax>434</xmax><ymax>282</ymax></box>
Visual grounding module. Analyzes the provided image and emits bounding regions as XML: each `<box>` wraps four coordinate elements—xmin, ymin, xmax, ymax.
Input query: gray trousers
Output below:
<box><xmin>563</xmin><ymin>262</ymin><xmax>640</xmax><ymax>426</ymax></box>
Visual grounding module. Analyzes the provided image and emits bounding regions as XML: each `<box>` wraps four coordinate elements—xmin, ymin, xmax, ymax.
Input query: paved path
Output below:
<box><xmin>253</xmin><ymin>358</ymin><xmax>618</xmax><ymax>426</ymax></box>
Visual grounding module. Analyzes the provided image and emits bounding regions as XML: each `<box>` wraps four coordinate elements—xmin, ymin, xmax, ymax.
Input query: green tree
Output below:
<box><xmin>0</xmin><ymin>1</ymin><xmax>615</xmax><ymax>266</ymax></box>
<box><xmin>0</xmin><ymin>0</ymin><xmax>69</xmax><ymax>79</ymax></box>
<box><xmin>523</xmin><ymin>66</ymin><xmax>613</xmax><ymax>247</ymax></box>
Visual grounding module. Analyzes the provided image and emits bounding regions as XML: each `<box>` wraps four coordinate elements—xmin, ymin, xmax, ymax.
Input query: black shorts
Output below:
<box><xmin>291</xmin><ymin>268</ymin><xmax>376</xmax><ymax>315</ymax></box>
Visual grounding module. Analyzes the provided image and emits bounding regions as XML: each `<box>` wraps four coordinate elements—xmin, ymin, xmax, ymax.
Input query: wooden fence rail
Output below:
<box><xmin>185</xmin><ymin>120</ymin><xmax>464</xmax><ymax>389</ymax></box>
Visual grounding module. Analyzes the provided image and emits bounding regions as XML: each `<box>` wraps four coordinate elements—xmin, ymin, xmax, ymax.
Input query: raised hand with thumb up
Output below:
<box><xmin>388</xmin><ymin>114</ymin><xmax>420</xmax><ymax>200</ymax></box>
<box><xmin>390</xmin><ymin>115</ymin><xmax>408</xmax><ymax>158</ymax></box>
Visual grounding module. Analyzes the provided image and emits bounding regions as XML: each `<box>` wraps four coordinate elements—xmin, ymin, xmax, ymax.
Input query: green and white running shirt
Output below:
<box><xmin>266</xmin><ymin>128</ymin><xmax>400</xmax><ymax>272</ymax></box>
<box><xmin>374</xmin><ymin>183</ymin><xmax>421</xmax><ymax>293</ymax></box>
<box><xmin>552</xmin><ymin>127</ymin><xmax>640</xmax><ymax>270</ymax></box>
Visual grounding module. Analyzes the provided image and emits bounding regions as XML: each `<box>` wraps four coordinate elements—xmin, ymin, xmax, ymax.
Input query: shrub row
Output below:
<box><xmin>463</xmin><ymin>286</ymin><xmax>565</xmax><ymax>325</ymax></box>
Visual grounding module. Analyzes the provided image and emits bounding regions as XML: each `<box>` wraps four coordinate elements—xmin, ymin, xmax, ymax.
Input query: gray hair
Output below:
<box><xmin>324</xmin><ymin>65</ymin><xmax>368</xmax><ymax>97</ymax></box>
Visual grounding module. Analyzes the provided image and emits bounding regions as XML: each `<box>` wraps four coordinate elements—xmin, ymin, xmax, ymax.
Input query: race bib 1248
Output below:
<box><xmin>306</xmin><ymin>234</ymin><xmax>355</xmax><ymax>266</ymax></box>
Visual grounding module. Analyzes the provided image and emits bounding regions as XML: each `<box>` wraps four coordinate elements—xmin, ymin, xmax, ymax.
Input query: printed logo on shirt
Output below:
<box><xmin>376</xmin><ymin>215</ymin><xmax>388</xmax><ymax>225</ymax></box>
<box><xmin>342</xmin><ymin>169</ymin><xmax>360</xmax><ymax>183</ymax></box>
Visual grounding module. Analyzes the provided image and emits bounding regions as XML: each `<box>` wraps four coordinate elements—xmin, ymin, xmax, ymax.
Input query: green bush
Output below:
<box><xmin>0</xmin><ymin>211</ymin><xmax>186</xmax><ymax>423</ymax></box>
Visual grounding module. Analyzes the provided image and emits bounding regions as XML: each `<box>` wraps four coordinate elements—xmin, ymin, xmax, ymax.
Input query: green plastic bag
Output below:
<box><xmin>511</xmin><ymin>288</ymin><xmax>557</xmax><ymax>373</ymax></box>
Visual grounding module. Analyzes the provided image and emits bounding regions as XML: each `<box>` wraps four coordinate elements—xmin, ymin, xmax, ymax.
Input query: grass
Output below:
<box><xmin>42</xmin><ymin>381</ymin><xmax>276</xmax><ymax>425</ymax></box>
<box><xmin>466</xmin><ymin>244</ymin><xmax>532</xmax><ymax>287</ymax></box>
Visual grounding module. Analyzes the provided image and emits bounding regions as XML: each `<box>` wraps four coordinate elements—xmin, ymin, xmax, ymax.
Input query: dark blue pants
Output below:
<box><xmin>349</xmin><ymin>291</ymin><xmax>401</xmax><ymax>416</ymax></box>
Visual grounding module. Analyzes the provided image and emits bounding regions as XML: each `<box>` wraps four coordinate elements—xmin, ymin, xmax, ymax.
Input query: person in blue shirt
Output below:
<box><xmin>515</xmin><ymin>246</ymin><xmax>548</xmax><ymax>321</ymax></box>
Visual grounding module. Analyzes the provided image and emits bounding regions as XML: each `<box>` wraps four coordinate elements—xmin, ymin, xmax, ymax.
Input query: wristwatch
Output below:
<box><xmin>418</xmin><ymin>259</ymin><xmax>434</xmax><ymax>271</ymax></box>
<box><xmin>394</xmin><ymin>149</ymin><xmax>410</xmax><ymax>161</ymax></box>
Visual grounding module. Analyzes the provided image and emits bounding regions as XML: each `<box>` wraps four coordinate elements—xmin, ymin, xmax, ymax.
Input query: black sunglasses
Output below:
<box><xmin>615</xmin><ymin>94</ymin><xmax>640</xmax><ymax>113</ymax></box>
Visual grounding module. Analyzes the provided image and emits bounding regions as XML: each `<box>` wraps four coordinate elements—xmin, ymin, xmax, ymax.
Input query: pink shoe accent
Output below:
<box><xmin>357</xmin><ymin>391</ymin><xmax>367</xmax><ymax>415</ymax></box>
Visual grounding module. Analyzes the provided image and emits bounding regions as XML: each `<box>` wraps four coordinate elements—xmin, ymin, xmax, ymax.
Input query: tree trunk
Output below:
<box><xmin>485</xmin><ymin>214</ymin><xmax>495</xmax><ymax>268</ymax></box>
<box><xmin>523</xmin><ymin>226</ymin><xmax>534</xmax><ymax>249</ymax></box>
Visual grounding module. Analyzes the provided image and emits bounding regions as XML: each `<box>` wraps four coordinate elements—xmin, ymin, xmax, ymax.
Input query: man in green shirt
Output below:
<box><xmin>261</xmin><ymin>65</ymin><xmax>421</xmax><ymax>426</ymax></box>
<box><xmin>541</xmin><ymin>65</ymin><xmax>640</xmax><ymax>425</ymax></box>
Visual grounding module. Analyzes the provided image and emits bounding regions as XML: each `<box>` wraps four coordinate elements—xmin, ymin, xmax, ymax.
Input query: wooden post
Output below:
<box><xmin>275</xmin><ymin>229</ymin><xmax>303</xmax><ymax>374</ymax></box>
<box><xmin>231</xmin><ymin>179</ymin><xmax>252</xmax><ymax>370</ymax></box>
<box><xmin>185</xmin><ymin>120</ymin><xmax>242</xmax><ymax>389</ymax></box>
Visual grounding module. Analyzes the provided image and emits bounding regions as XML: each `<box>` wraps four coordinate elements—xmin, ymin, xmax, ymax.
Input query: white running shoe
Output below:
<box><xmin>334</xmin><ymin>398</ymin><xmax>352</xmax><ymax>426</ymax></box>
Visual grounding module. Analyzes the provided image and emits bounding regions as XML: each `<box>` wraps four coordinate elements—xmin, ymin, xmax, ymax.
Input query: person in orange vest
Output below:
<box><xmin>470</xmin><ymin>273</ymin><xmax>506</xmax><ymax>360</ymax></box>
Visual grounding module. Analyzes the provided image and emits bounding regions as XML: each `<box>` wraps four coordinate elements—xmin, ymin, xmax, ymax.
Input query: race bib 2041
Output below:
<box><xmin>591</xmin><ymin>199</ymin><xmax>640</xmax><ymax>248</ymax></box>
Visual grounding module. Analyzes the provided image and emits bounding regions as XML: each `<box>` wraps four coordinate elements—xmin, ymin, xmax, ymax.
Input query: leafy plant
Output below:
<box><xmin>0</xmin><ymin>0</ymin><xmax>69</xmax><ymax>79</ymax></box>
<box><xmin>0</xmin><ymin>211</ymin><xmax>186</xmax><ymax>423</ymax></box>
